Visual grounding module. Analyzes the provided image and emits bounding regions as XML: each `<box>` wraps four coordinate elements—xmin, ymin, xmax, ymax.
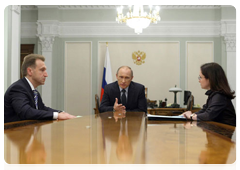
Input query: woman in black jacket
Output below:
<box><xmin>183</xmin><ymin>62</ymin><xmax>236</xmax><ymax>126</ymax></box>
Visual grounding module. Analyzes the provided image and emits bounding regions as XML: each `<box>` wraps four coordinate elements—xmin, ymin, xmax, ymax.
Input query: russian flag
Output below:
<box><xmin>100</xmin><ymin>46</ymin><xmax>113</xmax><ymax>101</ymax></box>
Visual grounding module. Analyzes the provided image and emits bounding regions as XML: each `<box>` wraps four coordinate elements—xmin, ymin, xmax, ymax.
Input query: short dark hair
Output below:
<box><xmin>21</xmin><ymin>54</ymin><xmax>45</xmax><ymax>77</ymax></box>
<box><xmin>201</xmin><ymin>62</ymin><xmax>235</xmax><ymax>99</ymax></box>
<box><xmin>116</xmin><ymin>66</ymin><xmax>133</xmax><ymax>77</ymax></box>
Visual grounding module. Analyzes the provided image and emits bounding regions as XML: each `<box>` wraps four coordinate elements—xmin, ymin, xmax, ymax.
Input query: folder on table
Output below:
<box><xmin>147</xmin><ymin>114</ymin><xmax>187</xmax><ymax>121</ymax></box>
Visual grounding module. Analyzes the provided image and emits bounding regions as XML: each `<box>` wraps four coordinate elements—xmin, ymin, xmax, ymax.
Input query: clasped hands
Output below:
<box><xmin>113</xmin><ymin>98</ymin><xmax>126</xmax><ymax>112</ymax></box>
<box><xmin>113</xmin><ymin>98</ymin><xmax>126</xmax><ymax>122</ymax></box>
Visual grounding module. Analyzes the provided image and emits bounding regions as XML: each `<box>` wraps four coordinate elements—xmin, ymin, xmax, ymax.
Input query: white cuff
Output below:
<box><xmin>53</xmin><ymin>112</ymin><xmax>59</xmax><ymax>119</ymax></box>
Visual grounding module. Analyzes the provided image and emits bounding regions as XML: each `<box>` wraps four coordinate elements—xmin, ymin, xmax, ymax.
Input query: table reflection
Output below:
<box><xmin>4</xmin><ymin>112</ymin><xmax>235</xmax><ymax>164</ymax></box>
<box><xmin>99</xmin><ymin>111</ymin><xmax>144</xmax><ymax>163</ymax></box>
<box><xmin>182</xmin><ymin>121</ymin><xmax>236</xmax><ymax>164</ymax></box>
<box><xmin>116</xmin><ymin>115</ymin><xmax>133</xmax><ymax>161</ymax></box>
<box><xmin>197</xmin><ymin>122</ymin><xmax>236</xmax><ymax>164</ymax></box>
<box><xmin>5</xmin><ymin>126</ymin><xmax>46</xmax><ymax>164</ymax></box>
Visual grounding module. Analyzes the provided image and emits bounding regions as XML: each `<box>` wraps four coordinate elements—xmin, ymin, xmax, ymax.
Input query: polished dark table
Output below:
<box><xmin>4</xmin><ymin>112</ymin><xmax>236</xmax><ymax>164</ymax></box>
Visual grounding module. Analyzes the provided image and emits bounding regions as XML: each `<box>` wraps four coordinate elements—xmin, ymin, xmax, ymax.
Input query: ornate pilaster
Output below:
<box><xmin>37</xmin><ymin>20</ymin><xmax>59</xmax><ymax>51</ymax></box>
<box><xmin>38</xmin><ymin>36</ymin><xmax>55</xmax><ymax>52</ymax></box>
<box><xmin>223</xmin><ymin>35</ymin><xmax>236</xmax><ymax>52</ymax></box>
<box><xmin>36</xmin><ymin>20</ymin><xmax>60</xmax><ymax>107</ymax></box>
<box><xmin>221</xmin><ymin>20</ymin><xmax>236</xmax><ymax>108</ymax></box>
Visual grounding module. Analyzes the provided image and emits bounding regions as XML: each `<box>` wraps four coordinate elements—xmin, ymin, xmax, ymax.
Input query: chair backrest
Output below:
<box><xmin>186</xmin><ymin>95</ymin><xmax>194</xmax><ymax>111</ymax></box>
<box><xmin>95</xmin><ymin>94</ymin><xmax>100</xmax><ymax>114</ymax></box>
<box><xmin>145</xmin><ymin>87</ymin><xmax>148</xmax><ymax>99</ymax></box>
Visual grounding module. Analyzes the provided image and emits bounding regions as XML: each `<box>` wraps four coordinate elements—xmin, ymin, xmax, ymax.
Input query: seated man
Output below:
<box><xmin>99</xmin><ymin>66</ymin><xmax>147</xmax><ymax>113</ymax></box>
<box><xmin>4</xmin><ymin>54</ymin><xmax>76</xmax><ymax>123</ymax></box>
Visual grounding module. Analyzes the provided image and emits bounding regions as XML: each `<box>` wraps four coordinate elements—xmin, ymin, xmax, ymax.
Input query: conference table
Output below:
<box><xmin>4</xmin><ymin>112</ymin><xmax>236</xmax><ymax>164</ymax></box>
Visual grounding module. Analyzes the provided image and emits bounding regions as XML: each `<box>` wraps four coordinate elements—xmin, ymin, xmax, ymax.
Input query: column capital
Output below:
<box><xmin>221</xmin><ymin>20</ymin><xmax>236</xmax><ymax>52</ymax></box>
<box><xmin>38</xmin><ymin>35</ymin><xmax>55</xmax><ymax>52</ymax></box>
<box><xmin>36</xmin><ymin>20</ymin><xmax>60</xmax><ymax>52</ymax></box>
<box><xmin>223</xmin><ymin>35</ymin><xmax>236</xmax><ymax>52</ymax></box>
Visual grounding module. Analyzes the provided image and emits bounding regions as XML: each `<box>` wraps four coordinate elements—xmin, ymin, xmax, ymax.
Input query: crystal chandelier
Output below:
<box><xmin>116</xmin><ymin>5</ymin><xmax>161</xmax><ymax>34</ymax></box>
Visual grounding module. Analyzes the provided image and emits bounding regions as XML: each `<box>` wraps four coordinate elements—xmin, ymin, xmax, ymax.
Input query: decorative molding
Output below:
<box><xmin>21</xmin><ymin>5</ymin><xmax>37</xmax><ymax>10</ymax></box>
<box><xmin>57</xmin><ymin>5</ymin><xmax>117</xmax><ymax>9</ymax></box>
<box><xmin>160</xmin><ymin>5</ymin><xmax>221</xmax><ymax>9</ymax></box>
<box><xmin>221</xmin><ymin>20</ymin><xmax>236</xmax><ymax>35</ymax></box>
<box><xmin>11</xmin><ymin>5</ymin><xmax>21</xmax><ymax>14</ymax></box>
<box><xmin>36</xmin><ymin>21</ymin><xmax>59</xmax><ymax>52</ymax></box>
<box><xmin>38</xmin><ymin>36</ymin><xmax>55</xmax><ymax>52</ymax></box>
<box><xmin>21</xmin><ymin>5</ymin><xmax>222</xmax><ymax>10</ymax></box>
<box><xmin>223</xmin><ymin>35</ymin><xmax>236</xmax><ymax>52</ymax></box>
<box><xmin>221</xmin><ymin>20</ymin><xmax>236</xmax><ymax>52</ymax></box>
<box><xmin>36</xmin><ymin>20</ymin><xmax>60</xmax><ymax>36</ymax></box>
<box><xmin>22</xmin><ymin>21</ymin><xmax>222</xmax><ymax>38</ymax></box>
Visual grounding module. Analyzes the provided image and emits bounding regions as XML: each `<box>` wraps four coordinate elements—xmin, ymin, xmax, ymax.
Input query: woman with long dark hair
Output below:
<box><xmin>183</xmin><ymin>62</ymin><xmax>236</xmax><ymax>126</ymax></box>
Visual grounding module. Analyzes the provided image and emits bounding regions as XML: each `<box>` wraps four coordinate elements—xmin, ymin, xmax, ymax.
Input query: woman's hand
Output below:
<box><xmin>182</xmin><ymin>111</ymin><xmax>197</xmax><ymax>120</ymax></box>
<box><xmin>182</xmin><ymin>111</ymin><xmax>192</xmax><ymax>119</ymax></box>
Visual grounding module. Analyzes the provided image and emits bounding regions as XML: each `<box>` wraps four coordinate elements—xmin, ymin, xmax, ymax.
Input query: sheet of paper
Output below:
<box><xmin>147</xmin><ymin>114</ymin><xmax>186</xmax><ymax>120</ymax></box>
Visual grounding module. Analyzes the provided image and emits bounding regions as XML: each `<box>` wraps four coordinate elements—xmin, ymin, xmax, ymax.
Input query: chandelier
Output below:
<box><xmin>116</xmin><ymin>5</ymin><xmax>161</xmax><ymax>34</ymax></box>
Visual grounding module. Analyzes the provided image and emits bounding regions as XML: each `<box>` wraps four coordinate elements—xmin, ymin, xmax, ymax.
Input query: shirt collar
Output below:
<box><xmin>25</xmin><ymin>77</ymin><xmax>35</xmax><ymax>91</ymax></box>
<box><xmin>119</xmin><ymin>86</ymin><xmax>129</xmax><ymax>93</ymax></box>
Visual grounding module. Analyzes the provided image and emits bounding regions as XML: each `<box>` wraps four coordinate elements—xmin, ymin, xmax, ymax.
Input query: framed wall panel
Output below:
<box><xmin>186</xmin><ymin>42</ymin><xmax>214</xmax><ymax>107</ymax></box>
<box><xmin>64</xmin><ymin>42</ymin><xmax>92</xmax><ymax>116</ymax></box>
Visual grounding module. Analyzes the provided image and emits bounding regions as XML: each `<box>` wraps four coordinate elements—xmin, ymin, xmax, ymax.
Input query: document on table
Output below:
<box><xmin>147</xmin><ymin>114</ymin><xmax>187</xmax><ymax>120</ymax></box>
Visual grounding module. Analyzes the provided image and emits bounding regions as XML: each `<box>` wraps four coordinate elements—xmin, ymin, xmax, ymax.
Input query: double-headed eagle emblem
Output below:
<box><xmin>132</xmin><ymin>50</ymin><xmax>146</xmax><ymax>65</ymax></box>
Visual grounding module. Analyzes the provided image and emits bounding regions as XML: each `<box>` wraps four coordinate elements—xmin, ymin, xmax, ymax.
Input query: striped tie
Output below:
<box><xmin>33</xmin><ymin>90</ymin><xmax>38</xmax><ymax>109</ymax></box>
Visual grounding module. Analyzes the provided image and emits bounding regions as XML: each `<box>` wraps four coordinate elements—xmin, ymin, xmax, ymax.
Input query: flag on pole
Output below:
<box><xmin>100</xmin><ymin>44</ymin><xmax>113</xmax><ymax>101</ymax></box>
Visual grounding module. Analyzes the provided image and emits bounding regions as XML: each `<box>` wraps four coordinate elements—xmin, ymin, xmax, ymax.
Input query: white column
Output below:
<box><xmin>10</xmin><ymin>5</ymin><xmax>21</xmax><ymax>84</ymax></box>
<box><xmin>224</xmin><ymin>35</ymin><xmax>236</xmax><ymax>108</ymax></box>
<box><xmin>221</xmin><ymin>20</ymin><xmax>236</xmax><ymax>108</ymax></box>
<box><xmin>37</xmin><ymin>20</ymin><xmax>59</xmax><ymax>107</ymax></box>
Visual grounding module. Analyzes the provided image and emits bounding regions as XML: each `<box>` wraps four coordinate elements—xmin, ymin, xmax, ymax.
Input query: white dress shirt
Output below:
<box><xmin>119</xmin><ymin>86</ymin><xmax>129</xmax><ymax>103</ymax></box>
<box><xmin>25</xmin><ymin>77</ymin><xmax>58</xmax><ymax>119</ymax></box>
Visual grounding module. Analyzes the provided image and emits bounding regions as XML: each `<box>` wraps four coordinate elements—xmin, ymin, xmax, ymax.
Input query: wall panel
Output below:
<box><xmin>64</xmin><ymin>42</ymin><xmax>91</xmax><ymax>115</ymax></box>
<box><xmin>186</xmin><ymin>42</ymin><xmax>214</xmax><ymax>106</ymax></box>
<box><xmin>98</xmin><ymin>42</ymin><xmax>180</xmax><ymax>105</ymax></box>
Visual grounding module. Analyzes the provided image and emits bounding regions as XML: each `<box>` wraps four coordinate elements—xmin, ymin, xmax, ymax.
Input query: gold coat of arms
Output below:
<box><xmin>132</xmin><ymin>51</ymin><xmax>146</xmax><ymax>65</ymax></box>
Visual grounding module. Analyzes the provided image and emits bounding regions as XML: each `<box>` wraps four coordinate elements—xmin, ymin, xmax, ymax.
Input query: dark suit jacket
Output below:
<box><xmin>99</xmin><ymin>81</ymin><xmax>147</xmax><ymax>113</ymax></box>
<box><xmin>4</xmin><ymin>78</ymin><xmax>59</xmax><ymax>123</ymax></box>
<box><xmin>196</xmin><ymin>90</ymin><xmax>236</xmax><ymax>126</ymax></box>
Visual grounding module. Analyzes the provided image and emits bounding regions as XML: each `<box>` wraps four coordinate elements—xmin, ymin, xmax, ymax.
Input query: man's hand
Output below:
<box><xmin>113</xmin><ymin>98</ymin><xmax>126</xmax><ymax>111</ymax></box>
<box><xmin>58</xmin><ymin>112</ymin><xmax>76</xmax><ymax>120</ymax></box>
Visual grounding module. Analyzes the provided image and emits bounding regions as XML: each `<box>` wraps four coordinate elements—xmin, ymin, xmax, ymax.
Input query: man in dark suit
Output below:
<box><xmin>99</xmin><ymin>66</ymin><xmax>147</xmax><ymax>113</ymax></box>
<box><xmin>4</xmin><ymin>54</ymin><xmax>76</xmax><ymax>123</ymax></box>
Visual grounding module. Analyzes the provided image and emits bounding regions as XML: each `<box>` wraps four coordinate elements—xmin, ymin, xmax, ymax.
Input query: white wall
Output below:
<box><xmin>64</xmin><ymin>42</ymin><xmax>92</xmax><ymax>115</ymax></box>
<box><xmin>98</xmin><ymin>42</ymin><xmax>180</xmax><ymax>105</ymax></box>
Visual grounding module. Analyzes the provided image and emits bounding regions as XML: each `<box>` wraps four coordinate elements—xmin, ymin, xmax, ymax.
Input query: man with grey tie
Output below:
<box><xmin>99</xmin><ymin>66</ymin><xmax>147</xmax><ymax>113</ymax></box>
<box><xmin>4</xmin><ymin>54</ymin><xmax>76</xmax><ymax>123</ymax></box>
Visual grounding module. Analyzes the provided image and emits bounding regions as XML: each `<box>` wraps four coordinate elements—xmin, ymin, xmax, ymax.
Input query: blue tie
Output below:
<box><xmin>33</xmin><ymin>90</ymin><xmax>38</xmax><ymax>109</ymax></box>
